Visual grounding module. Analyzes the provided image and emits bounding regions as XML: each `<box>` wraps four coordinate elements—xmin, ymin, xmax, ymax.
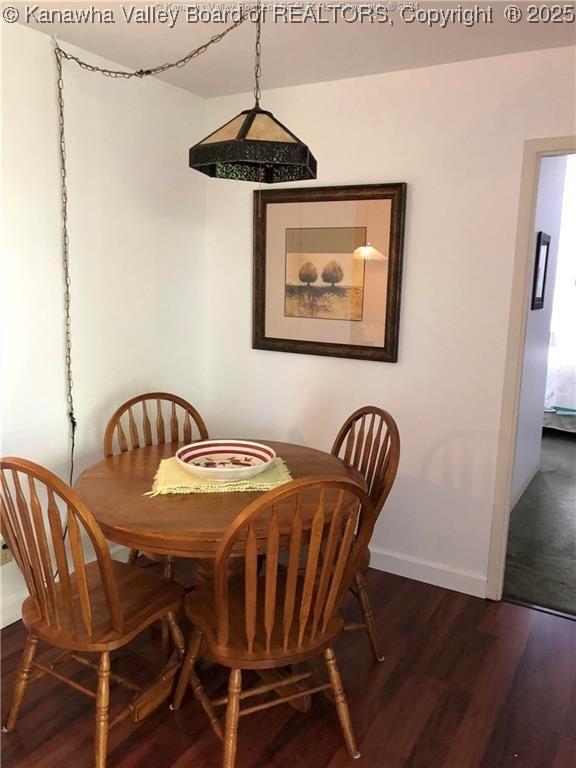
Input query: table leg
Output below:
<box><xmin>188</xmin><ymin>554</ymin><xmax>247</xmax><ymax>586</ymax></box>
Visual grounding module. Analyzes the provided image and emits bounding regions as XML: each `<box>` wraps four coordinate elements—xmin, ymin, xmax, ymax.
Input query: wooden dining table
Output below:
<box><xmin>75</xmin><ymin>439</ymin><xmax>363</xmax><ymax>714</ymax></box>
<box><xmin>74</xmin><ymin>440</ymin><xmax>363</xmax><ymax>560</ymax></box>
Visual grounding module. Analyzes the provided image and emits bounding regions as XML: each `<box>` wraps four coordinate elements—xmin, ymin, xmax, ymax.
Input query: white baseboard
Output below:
<box><xmin>0</xmin><ymin>543</ymin><xmax>130</xmax><ymax>630</ymax></box>
<box><xmin>369</xmin><ymin>545</ymin><xmax>487</xmax><ymax>599</ymax></box>
<box><xmin>1</xmin><ymin>592</ymin><xmax>27</xmax><ymax>629</ymax></box>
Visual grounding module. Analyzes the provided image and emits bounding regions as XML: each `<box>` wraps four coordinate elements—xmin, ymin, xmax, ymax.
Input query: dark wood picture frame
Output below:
<box><xmin>531</xmin><ymin>231</ymin><xmax>551</xmax><ymax>310</ymax></box>
<box><xmin>253</xmin><ymin>183</ymin><xmax>407</xmax><ymax>362</ymax></box>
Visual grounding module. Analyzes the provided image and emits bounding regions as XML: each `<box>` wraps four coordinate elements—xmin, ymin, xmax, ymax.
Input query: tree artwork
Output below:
<box><xmin>321</xmin><ymin>260</ymin><xmax>344</xmax><ymax>287</ymax></box>
<box><xmin>298</xmin><ymin>262</ymin><xmax>319</xmax><ymax>285</ymax></box>
<box><xmin>285</xmin><ymin>228</ymin><xmax>366</xmax><ymax>322</ymax></box>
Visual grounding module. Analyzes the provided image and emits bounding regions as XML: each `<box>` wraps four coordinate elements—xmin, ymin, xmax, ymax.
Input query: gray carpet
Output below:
<box><xmin>504</xmin><ymin>430</ymin><xmax>576</xmax><ymax>616</ymax></box>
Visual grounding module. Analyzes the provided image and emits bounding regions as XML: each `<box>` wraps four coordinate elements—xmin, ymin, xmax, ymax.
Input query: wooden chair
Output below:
<box><xmin>332</xmin><ymin>406</ymin><xmax>400</xmax><ymax>662</ymax></box>
<box><xmin>0</xmin><ymin>457</ymin><xmax>186</xmax><ymax>768</ymax></box>
<box><xmin>171</xmin><ymin>476</ymin><xmax>376</xmax><ymax>768</ymax></box>
<box><xmin>103</xmin><ymin>391</ymin><xmax>208</xmax><ymax>577</ymax></box>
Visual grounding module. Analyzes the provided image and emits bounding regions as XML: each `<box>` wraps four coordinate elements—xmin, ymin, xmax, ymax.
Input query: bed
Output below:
<box><xmin>544</xmin><ymin>347</ymin><xmax>576</xmax><ymax>433</ymax></box>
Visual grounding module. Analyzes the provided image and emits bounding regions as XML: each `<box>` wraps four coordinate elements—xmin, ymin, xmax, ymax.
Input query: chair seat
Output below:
<box><xmin>22</xmin><ymin>560</ymin><xmax>184</xmax><ymax>651</ymax></box>
<box><xmin>184</xmin><ymin>575</ymin><xmax>343</xmax><ymax>670</ymax></box>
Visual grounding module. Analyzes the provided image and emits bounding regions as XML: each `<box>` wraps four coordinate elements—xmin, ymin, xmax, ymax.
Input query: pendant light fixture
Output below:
<box><xmin>189</xmin><ymin>13</ymin><xmax>317</xmax><ymax>183</ymax></box>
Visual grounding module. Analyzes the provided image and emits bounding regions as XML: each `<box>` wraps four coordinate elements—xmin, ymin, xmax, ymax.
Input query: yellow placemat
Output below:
<box><xmin>147</xmin><ymin>457</ymin><xmax>292</xmax><ymax>496</ymax></box>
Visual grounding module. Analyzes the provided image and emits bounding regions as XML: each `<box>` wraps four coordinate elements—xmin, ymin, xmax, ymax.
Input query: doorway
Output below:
<box><xmin>503</xmin><ymin>153</ymin><xmax>576</xmax><ymax>616</ymax></box>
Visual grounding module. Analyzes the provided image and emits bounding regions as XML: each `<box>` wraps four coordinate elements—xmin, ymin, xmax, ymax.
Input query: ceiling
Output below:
<box><xmin>15</xmin><ymin>2</ymin><xmax>576</xmax><ymax>98</ymax></box>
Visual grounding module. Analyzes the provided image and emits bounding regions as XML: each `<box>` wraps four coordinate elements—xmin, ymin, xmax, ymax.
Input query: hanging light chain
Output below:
<box><xmin>54</xmin><ymin>12</ymin><xmax>250</xmax><ymax>79</ymax></box>
<box><xmin>253</xmin><ymin>8</ymin><xmax>262</xmax><ymax>107</ymax></box>
<box><xmin>52</xmin><ymin>14</ymin><xmax>249</xmax><ymax>484</ymax></box>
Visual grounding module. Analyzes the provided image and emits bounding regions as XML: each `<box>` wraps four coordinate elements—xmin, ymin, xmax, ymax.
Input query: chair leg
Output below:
<box><xmin>172</xmin><ymin>627</ymin><xmax>202</xmax><ymax>711</ymax></box>
<box><xmin>94</xmin><ymin>651</ymin><xmax>110</xmax><ymax>768</ymax></box>
<box><xmin>166</xmin><ymin>611</ymin><xmax>185</xmax><ymax>660</ymax></box>
<box><xmin>324</xmin><ymin>647</ymin><xmax>360</xmax><ymax>759</ymax></box>
<box><xmin>3</xmin><ymin>634</ymin><xmax>39</xmax><ymax>732</ymax></box>
<box><xmin>190</xmin><ymin>666</ymin><xmax>223</xmax><ymax>742</ymax></box>
<box><xmin>171</xmin><ymin>626</ymin><xmax>222</xmax><ymax>740</ymax></box>
<box><xmin>223</xmin><ymin>669</ymin><xmax>241</xmax><ymax>768</ymax></box>
<box><xmin>160</xmin><ymin>620</ymin><xmax>170</xmax><ymax>670</ymax></box>
<box><xmin>159</xmin><ymin>560</ymin><xmax>175</xmax><ymax>667</ymax></box>
<box><xmin>353</xmin><ymin>572</ymin><xmax>385</xmax><ymax>663</ymax></box>
<box><xmin>128</xmin><ymin>549</ymin><xmax>139</xmax><ymax>566</ymax></box>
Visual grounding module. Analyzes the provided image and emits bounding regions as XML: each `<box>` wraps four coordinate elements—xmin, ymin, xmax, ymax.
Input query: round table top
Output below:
<box><xmin>74</xmin><ymin>440</ymin><xmax>362</xmax><ymax>558</ymax></box>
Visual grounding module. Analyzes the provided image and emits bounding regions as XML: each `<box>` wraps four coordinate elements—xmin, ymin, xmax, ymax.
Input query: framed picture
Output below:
<box><xmin>531</xmin><ymin>231</ymin><xmax>551</xmax><ymax>310</ymax></box>
<box><xmin>253</xmin><ymin>183</ymin><xmax>407</xmax><ymax>362</ymax></box>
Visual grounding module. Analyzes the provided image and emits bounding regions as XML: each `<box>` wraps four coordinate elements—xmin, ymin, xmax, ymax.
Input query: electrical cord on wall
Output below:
<box><xmin>54</xmin><ymin>44</ymin><xmax>77</xmax><ymax>489</ymax></box>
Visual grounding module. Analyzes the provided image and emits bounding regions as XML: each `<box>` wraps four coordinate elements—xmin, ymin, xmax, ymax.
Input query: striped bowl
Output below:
<box><xmin>175</xmin><ymin>440</ymin><xmax>276</xmax><ymax>482</ymax></box>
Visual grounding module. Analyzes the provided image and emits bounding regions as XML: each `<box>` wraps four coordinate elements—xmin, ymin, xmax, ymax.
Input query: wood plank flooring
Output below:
<box><xmin>2</xmin><ymin>567</ymin><xmax>575</xmax><ymax>767</ymax></box>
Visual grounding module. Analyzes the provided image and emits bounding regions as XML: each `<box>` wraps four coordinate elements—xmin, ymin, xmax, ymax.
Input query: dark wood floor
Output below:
<box><xmin>2</xmin><ymin>567</ymin><xmax>575</xmax><ymax>767</ymax></box>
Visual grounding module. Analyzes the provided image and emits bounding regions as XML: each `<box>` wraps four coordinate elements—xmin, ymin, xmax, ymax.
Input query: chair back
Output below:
<box><xmin>215</xmin><ymin>476</ymin><xmax>375</xmax><ymax>655</ymax></box>
<box><xmin>0</xmin><ymin>457</ymin><xmax>123</xmax><ymax>638</ymax></box>
<box><xmin>332</xmin><ymin>407</ymin><xmax>400</xmax><ymax>515</ymax></box>
<box><xmin>103</xmin><ymin>392</ymin><xmax>208</xmax><ymax>457</ymax></box>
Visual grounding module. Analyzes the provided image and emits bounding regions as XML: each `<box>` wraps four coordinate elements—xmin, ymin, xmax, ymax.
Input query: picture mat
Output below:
<box><xmin>265</xmin><ymin>198</ymin><xmax>391</xmax><ymax>346</ymax></box>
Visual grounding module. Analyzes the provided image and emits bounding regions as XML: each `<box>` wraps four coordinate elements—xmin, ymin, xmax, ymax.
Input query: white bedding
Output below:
<box><xmin>543</xmin><ymin>344</ymin><xmax>576</xmax><ymax>432</ymax></box>
<box><xmin>545</xmin><ymin>346</ymin><xmax>576</xmax><ymax>411</ymax></box>
<box><xmin>543</xmin><ymin>408</ymin><xmax>576</xmax><ymax>433</ymax></box>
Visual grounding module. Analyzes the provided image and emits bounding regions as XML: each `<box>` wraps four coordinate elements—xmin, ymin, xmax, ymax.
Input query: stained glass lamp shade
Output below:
<box><xmin>189</xmin><ymin>13</ymin><xmax>317</xmax><ymax>183</ymax></box>
<box><xmin>189</xmin><ymin>106</ymin><xmax>317</xmax><ymax>183</ymax></box>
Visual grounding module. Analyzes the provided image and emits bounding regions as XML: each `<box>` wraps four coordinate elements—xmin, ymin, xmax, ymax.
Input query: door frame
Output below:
<box><xmin>486</xmin><ymin>135</ymin><xmax>576</xmax><ymax>600</ymax></box>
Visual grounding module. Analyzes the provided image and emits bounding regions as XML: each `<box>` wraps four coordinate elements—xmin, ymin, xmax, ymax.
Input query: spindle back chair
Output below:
<box><xmin>216</xmin><ymin>476</ymin><xmax>374</xmax><ymax>659</ymax></box>
<box><xmin>331</xmin><ymin>406</ymin><xmax>400</xmax><ymax>662</ymax></box>
<box><xmin>104</xmin><ymin>391</ymin><xmax>208</xmax><ymax>576</ymax></box>
<box><xmin>0</xmin><ymin>457</ymin><xmax>123</xmax><ymax>640</ymax></box>
<box><xmin>332</xmin><ymin>406</ymin><xmax>400</xmax><ymax>513</ymax></box>
<box><xmin>1</xmin><ymin>457</ymin><xmax>185</xmax><ymax>768</ymax></box>
<box><xmin>172</xmin><ymin>476</ymin><xmax>376</xmax><ymax>768</ymax></box>
<box><xmin>103</xmin><ymin>391</ymin><xmax>208</xmax><ymax>458</ymax></box>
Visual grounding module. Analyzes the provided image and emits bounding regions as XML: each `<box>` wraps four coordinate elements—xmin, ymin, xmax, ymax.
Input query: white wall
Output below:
<box><xmin>202</xmin><ymin>46</ymin><xmax>575</xmax><ymax>597</ymax></box>
<box><xmin>510</xmin><ymin>155</ymin><xmax>567</xmax><ymax>504</ymax></box>
<box><xmin>1</xmin><ymin>23</ymin><xmax>207</xmax><ymax>625</ymax></box>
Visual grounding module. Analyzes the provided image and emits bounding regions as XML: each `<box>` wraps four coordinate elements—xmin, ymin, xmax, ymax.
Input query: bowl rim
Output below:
<box><xmin>175</xmin><ymin>439</ymin><xmax>277</xmax><ymax>470</ymax></box>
